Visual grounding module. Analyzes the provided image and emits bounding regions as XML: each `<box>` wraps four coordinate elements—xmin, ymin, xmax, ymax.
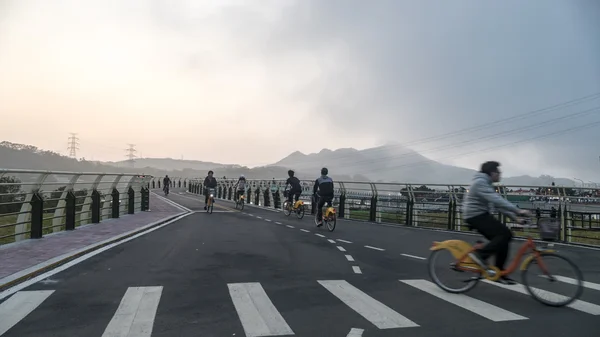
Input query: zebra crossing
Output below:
<box><xmin>1</xmin><ymin>276</ymin><xmax>599</xmax><ymax>336</ymax></box>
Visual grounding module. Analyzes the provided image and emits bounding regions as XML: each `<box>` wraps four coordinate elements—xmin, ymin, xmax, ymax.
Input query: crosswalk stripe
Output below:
<box><xmin>482</xmin><ymin>280</ymin><xmax>600</xmax><ymax>315</ymax></box>
<box><xmin>546</xmin><ymin>275</ymin><xmax>600</xmax><ymax>292</ymax></box>
<box><xmin>0</xmin><ymin>290</ymin><xmax>54</xmax><ymax>336</ymax></box>
<box><xmin>318</xmin><ymin>280</ymin><xmax>419</xmax><ymax>329</ymax></box>
<box><xmin>101</xmin><ymin>286</ymin><xmax>163</xmax><ymax>337</ymax></box>
<box><xmin>228</xmin><ymin>283</ymin><xmax>294</xmax><ymax>337</ymax></box>
<box><xmin>400</xmin><ymin>280</ymin><xmax>528</xmax><ymax>322</ymax></box>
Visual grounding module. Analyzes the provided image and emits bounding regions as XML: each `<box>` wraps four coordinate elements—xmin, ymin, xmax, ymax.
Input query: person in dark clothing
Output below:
<box><xmin>203</xmin><ymin>170</ymin><xmax>217</xmax><ymax>209</ymax></box>
<box><xmin>462</xmin><ymin>161</ymin><xmax>531</xmax><ymax>285</ymax></box>
<box><xmin>163</xmin><ymin>175</ymin><xmax>171</xmax><ymax>194</ymax></box>
<box><xmin>285</xmin><ymin>170</ymin><xmax>302</xmax><ymax>205</ymax></box>
<box><xmin>313</xmin><ymin>167</ymin><xmax>334</xmax><ymax>227</ymax></box>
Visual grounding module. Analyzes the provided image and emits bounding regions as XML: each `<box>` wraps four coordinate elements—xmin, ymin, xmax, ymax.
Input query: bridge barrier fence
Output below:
<box><xmin>0</xmin><ymin>169</ymin><xmax>152</xmax><ymax>245</ymax></box>
<box><xmin>155</xmin><ymin>177</ymin><xmax>600</xmax><ymax>247</ymax></box>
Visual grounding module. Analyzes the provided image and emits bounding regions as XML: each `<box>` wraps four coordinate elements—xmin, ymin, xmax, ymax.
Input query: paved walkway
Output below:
<box><xmin>0</xmin><ymin>193</ymin><xmax>185</xmax><ymax>288</ymax></box>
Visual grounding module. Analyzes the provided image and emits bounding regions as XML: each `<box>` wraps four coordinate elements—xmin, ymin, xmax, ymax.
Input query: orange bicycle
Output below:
<box><xmin>428</xmin><ymin>218</ymin><xmax>583</xmax><ymax>307</ymax></box>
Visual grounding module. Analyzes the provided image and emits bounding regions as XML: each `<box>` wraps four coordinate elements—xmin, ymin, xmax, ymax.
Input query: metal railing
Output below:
<box><xmin>0</xmin><ymin>169</ymin><xmax>152</xmax><ymax>245</ymax></box>
<box><xmin>177</xmin><ymin>177</ymin><xmax>600</xmax><ymax>247</ymax></box>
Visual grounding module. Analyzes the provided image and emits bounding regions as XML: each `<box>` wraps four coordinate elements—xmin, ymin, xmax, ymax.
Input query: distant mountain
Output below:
<box><xmin>0</xmin><ymin>141</ymin><xmax>579</xmax><ymax>186</ymax></box>
<box><xmin>105</xmin><ymin>158</ymin><xmax>241</xmax><ymax>172</ymax></box>
<box><xmin>270</xmin><ymin>144</ymin><xmax>578</xmax><ymax>186</ymax></box>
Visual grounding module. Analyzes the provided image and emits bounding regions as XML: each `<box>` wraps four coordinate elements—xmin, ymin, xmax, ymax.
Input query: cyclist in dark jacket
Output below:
<box><xmin>285</xmin><ymin>170</ymin><xmax>302</xmax><ymax>205</ymax></box>
<box><xmin>203</xmin><ymin>170</ymin><xmax>217</xmax><ymax>209</ymax></box>
<box><xmin>313</xmin><ymin>167</ymin><xmax>334</xmax><ymax>227</ymax></box>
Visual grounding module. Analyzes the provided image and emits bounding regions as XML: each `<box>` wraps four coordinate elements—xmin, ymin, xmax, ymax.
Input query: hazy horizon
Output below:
<box><xmin>1</xmin><ymin>0</ymin><xmax>599</xmax><ymax>180</ymax></box>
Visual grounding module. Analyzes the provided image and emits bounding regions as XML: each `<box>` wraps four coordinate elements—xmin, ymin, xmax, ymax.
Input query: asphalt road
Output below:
<box><xmin>1</xmin><ymin>188</ymin><xmax>599</xmax><ymax>337</ymax></box>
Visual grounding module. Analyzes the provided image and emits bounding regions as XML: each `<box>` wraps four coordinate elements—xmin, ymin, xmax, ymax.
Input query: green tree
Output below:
<box><xmin>0</xmin><ymin>176</ymin><xmax>22</xmax><ymax>214</ymax></box>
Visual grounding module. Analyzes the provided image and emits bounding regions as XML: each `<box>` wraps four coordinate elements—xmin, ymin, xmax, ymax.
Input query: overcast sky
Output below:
<box><xmin>1</xmin><ymin>0</ymin><xmax>599</xmax><ymax>181</ymax></box>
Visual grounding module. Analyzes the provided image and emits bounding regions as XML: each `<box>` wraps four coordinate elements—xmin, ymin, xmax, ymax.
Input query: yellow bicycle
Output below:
<box><xmin>428</xmin><ymin>218</ymin><xmax>583</xmax><ymax>307</ymax></box>
<box><xmin>235</xmin><ymin>191</ymin><xmax>245</xmax><ymax>210</ymax></box>
<box><xmin>283</xmin><ymin>190</ymin><xmax>305</xmax><ymax>219</ymax></box>
<box><xmin>206</xmin><ymin>188</ymin><xmax>215</xmax><ymax>214</ymax></box>
<box><xmin>313</xmin><ymin>194</ymin><xmax>336</xmax><ymax>232</ymax></box>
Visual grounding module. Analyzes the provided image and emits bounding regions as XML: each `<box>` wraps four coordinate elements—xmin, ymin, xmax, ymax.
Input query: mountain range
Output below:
<box><xmin>0</xmin><ymin>141</ymin><xmax>577</xmax><ymax>186</ymax></box>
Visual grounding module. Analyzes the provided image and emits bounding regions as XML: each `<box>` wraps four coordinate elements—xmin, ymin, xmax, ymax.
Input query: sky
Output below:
<box><xmin>1</xmin><ymin>0</ymin><xmax>599</xmax><ymax>181</ymax></box>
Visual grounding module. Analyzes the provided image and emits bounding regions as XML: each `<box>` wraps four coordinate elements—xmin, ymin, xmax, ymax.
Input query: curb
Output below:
<box><xmin>0</xmin><ymin>211</ymin><xmax>189</xmax><ymax>293</ymax></box>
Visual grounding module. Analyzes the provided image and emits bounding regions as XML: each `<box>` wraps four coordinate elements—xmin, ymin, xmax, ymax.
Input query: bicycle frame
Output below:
<box><xmin>433</xmin><ymin>236</ymin><xmax>553</xmax><ymax>281</ymax></box>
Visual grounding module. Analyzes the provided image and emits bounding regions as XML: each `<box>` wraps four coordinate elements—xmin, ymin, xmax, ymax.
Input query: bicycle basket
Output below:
<box><xmin>537</xmin><ymin>218</ymin><xmax>560</xmax><ymax>241</ymax></box>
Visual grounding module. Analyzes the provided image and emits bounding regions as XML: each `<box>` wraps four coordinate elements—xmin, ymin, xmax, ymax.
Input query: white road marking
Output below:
<box><xmin>337</xmin><ymin>239</ymin><xmax>353</xmax><ymax>244</ymax></box>
<box><xmin>327</xmin><ymin>239</ymin><xmax>336</xmax><ymax>244</ymax></box>
<box><xmin>256</xmin><ymin>216</ymin><xmax>262</xmax><ymax>219</ymax></box>
<box><xmin>101</xmin><ymin>286</ymin><xmax>163</xmax><ymax>337</ymax></box>
<box><xmin>401</xmin><ymin>253</ymin><xmax>426</xmax><ymax>260</ymax></box>
<box><xmin>353</xmin><ymin>266</ymin><xmax>363</xmax><ymax>274</ymax></box>
<box><xmin>228</xmin><ymin>283</ymin><xmax>294</xmax><ymax>337</ymax></box>
<box><xmin>345</xmin><ymin>255</ymin><xmax>355</xmax><ymax>262</ymax></box>
<box><xmin>400</xmin><ymin>280</ymin><xmax>527</xmax><ymax>322</ymax></box>
<box><xmin>0</xmin><ymin>290</ymin><xmax>55</xmax><ymax>335</ymax></box>
<box><xmin>346</xmin><ymin>328</ymin><xmax>364</xmax><ymax>337</ymax></box>
<box><xmin>275</xmin><ymin>222</ymin><xmax>282</xmax><ymax>225</ymax></box>
<box><xmin>300</xmin><ymin>229</ymin><xmax>310</xmax><ymax>233</ymax></box>
<box><xmin>545</xmin><ymin>275</ymin><xmax>600</xmax><ymax>292</ymax></box>
<box><xmin>265</xmin><ymin>219</ymin><xmax>272</xmax><ymax>222</ymax></box>
<box><xmin>315</xmin><ymin>234</ymin><xmax>326</xmax><ymax>238</ymax></box>
<box><xmin>482</xmin><ymin>280</ymin><xmax>600</xmax><ymax>315</ymax></box>
<box><xmin>318</xmin><ymin>280</ymin><xmax>419</xmax><ymax>329</ymax></box>
<box><xmin>286</xmin><ymin>225</ymin><xmax>295</xmax><ymax>229</ymax></box>
<box><xmin>365</xmin><ymin>245</ymin><xmax>385</xmax><ymax>251</ymax></box>
<box><xmin>337</xmin><ymin>246</ymin><xmax>347</xmax><ymax>252</ymax></box>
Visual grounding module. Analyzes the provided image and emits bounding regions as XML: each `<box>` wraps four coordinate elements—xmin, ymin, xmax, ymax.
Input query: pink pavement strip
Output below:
<box><xmin>0</xmin><ymin>193</ymin><xmax>185</xmax><ymax>283</ymax></box>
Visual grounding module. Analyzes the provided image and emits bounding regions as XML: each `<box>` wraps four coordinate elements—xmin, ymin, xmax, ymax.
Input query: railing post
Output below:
<box><xmin>152</xmin><ymin>180</ymin><xmax>156</xmax><ymax>189</ymax></box>
<box><xmin>91</xmin><ymin>190</ymin><xmax>101</xmax><ymax>223</ymax></box>
<box><xmin>65</xmin><ymin>191</ymin><xmax>76</xmax><ymax>231</ymax></box>
<box><xmin>141</xmin><ymin>187</ymin><xmax>149</xmax><ymax>211</ymax></box>
<box><xmin>30</xmin><ymin>192</ymin><xmax>44</xmax><ymax>239</ymax></box>
<box><xmin>338</xmin><ymin>182</ymin><xmax>346</xmax><ymax>218</ymax></box>
<box><xmin>128</xmin><ymin>186</ymin><xmax>135</xmax><ymax>214</ymax></box>
<box><xmin>111</xmin><ymin>188</ymin><xmax>120</xmax><ymax>218</ymax></box>
<box><xmin>369</xmin><ymin>183</ymin><xmax>377</xmax><ymax>222</ymax></box>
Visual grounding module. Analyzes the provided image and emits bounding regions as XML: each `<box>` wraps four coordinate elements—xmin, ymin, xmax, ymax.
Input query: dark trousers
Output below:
<box><xmin>316</xmin><ymin>195</ymin><xmax>333</xmax><ymax>220</ymax></box>
<box><xmin>287</xmin><ymin>190</ymin><xmax>301</xmax><ymax>204</ymax></box>
<box><xmin>466</xmin><ymin>212</ymin><xmax>513</xmax><ymax>270</ymax></box>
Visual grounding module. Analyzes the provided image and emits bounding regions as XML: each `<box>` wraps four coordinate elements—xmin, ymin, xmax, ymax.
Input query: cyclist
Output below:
<box><xmin>285</xmin><ymin>170</ymin><xmax>302</xmax><ymax>206</ymax></box>
<box><xmin>163</xmin><ymin>175</ymin><xmax>171</xmax><ymax>194</ymax></box>
<box><xmin>203</xmin><ymin>170</ymin><xmax>217</xmax><ymax>210</ymax></box>
<box><xmin>462</xmin><ymin>161</ymin><xmax>531</xmax><ymax>284</ymax></box>
<box><xmin>233</xmin><ymin>174</ymin><xmax>247</xmax><ymax>201</ymax></box>
<box><xmin>313</xmin><ymin>167</ymin><xmax>334</xmax><ymax>227</ymax></box>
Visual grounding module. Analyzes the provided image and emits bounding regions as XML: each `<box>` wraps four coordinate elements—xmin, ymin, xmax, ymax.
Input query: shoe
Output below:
<box><xmin>204</xmin><ymin>205</ymin><xmax>207</xmax><ymax>210</ymax></box>
<box><xmin>316</xmin><ymin>220</ymin><xmax>323</xmax><ymax>227</ymax></box>
<box><xmin>496</xmin><ymin>276</ymin><xmax>517</xmax><ymax>285</ymax></box>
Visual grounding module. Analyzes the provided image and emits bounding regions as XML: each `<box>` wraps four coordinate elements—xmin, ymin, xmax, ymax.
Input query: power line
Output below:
<box><xmin>125</xmin><ymin>144</ymin><xmax>137</xmax><ymax>167</ymax></box>
<box><xmin>284</xmin><ymin>91</ymin><xmax>600</xmax><ymax>167</ymax></box>
<box><xmin>67</xmin><ymin>133</ymin><xmax>80</xmax><ymax>159</ymax></box>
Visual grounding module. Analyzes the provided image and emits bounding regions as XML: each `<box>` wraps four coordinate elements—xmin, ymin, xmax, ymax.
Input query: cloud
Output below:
<box><xmin>256</xmin><ymin>0</ymin><xmax>600</xmax><ymax>179</ymax></box>
<box><xmin>0</xmin><ymin>0</ymin><xmax>599</xmax><ymax>181</ymax></box>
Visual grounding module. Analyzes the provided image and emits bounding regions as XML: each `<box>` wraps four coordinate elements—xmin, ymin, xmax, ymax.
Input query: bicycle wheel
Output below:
<box><xmin>428</xmin><ymin>249</ymin><xmax>480</xmax><ymax>293</ymax></box>
<box><xmin>326</xmin><ymin>214</ymin><xmax>336</xmax><ymax>232</ymax></box>
<box><xmin>521</xmin><ymin>251</ymin><xmax>584</xmax><ymax>307</ymax></box>
<box><xmin>296</xmin><ymin>205</ymin><xmax>305</xmax><ymax>219</ymax></box>
<box><xmin>239</xmin><ymin>199</ymin><xmax>244</xmax><ymax>211</ymax></box>
<box><xmin>283</xmin><ymin>202</ymin><xmax>291</xmax><ymax>216</ymax></box>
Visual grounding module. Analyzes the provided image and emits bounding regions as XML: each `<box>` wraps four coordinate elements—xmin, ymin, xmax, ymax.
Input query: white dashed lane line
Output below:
<box><xmin>286</xmin><ymin>225</ymin><xmax>295</xmax><ymax>228</ymax></box>
<box><xmin>265</xmin><ymin>219</ymin><xmax>272</xmax><ymax>222</ymax></box>
<box><xmin>337</xmin><ymin>239</ymin><xmax>352</xmax><ymax>244</ymax></box>
<box><xmin>336</xmin><ymin>246</ymin><xmax>347</xmax><ymax>252</ymax></box>
<box><xmin>300</xmin><ymin>229</ymin><xmax>310</xmax><ymax>233</ymax></box>
<box><xmin>401</xmin><ymin>253</ymin><xmax>426</xmax><ymax>260</ymax></box>
<box><xmin>345</xmin><ymin>255</ymin><xmax>355</xmax><ymax>262</ymax></box>
<box><xmin>327</xmin><ymin>239</ymin><xmax>336</xmax><ymax>244</ymax></box>
<box><xmin>275</xmin><ymin>221</ymin><xmax>282</xmax><ymax>225</ymax></box>
<box><xmin>315</xmin><ymin>233</ymin><xmax>326</xmax><ymax>238</ymax></box>
<box><xmin>364</xmin><ymin>245</ymin><xmax>385</xmax><ymax>251</ymax></box>
<box><xmin>352</xmin><ymin>266</ymin><xmax>362</xmax><ymax>274</ymax></box>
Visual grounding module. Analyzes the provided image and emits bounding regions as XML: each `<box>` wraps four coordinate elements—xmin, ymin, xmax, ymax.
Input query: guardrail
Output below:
<box><xmin>0</xmin><ymin>169</ymin><xmax>152</xmax><ymax>245</ymax></box>
<box><xmin>179</xmin><ymin>177</ymin><xmax>600</xmax><ymax>247</ymax></box>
